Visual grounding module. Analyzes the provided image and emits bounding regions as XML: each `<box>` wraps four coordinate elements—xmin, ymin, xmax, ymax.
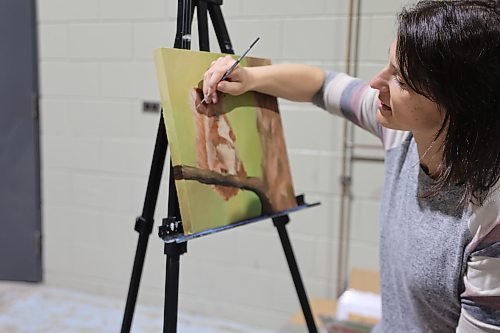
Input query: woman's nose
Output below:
<box><xmin>370</xmin><ymin>68</ymin><xmax>389</xmax><ymax>92</ymax></box>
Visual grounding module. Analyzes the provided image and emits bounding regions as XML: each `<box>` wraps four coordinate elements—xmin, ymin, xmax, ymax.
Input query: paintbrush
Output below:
<box><xmin>196</xmin><ymin>37</ymin><xmax>260</xmax><ymax>109</ymax></box>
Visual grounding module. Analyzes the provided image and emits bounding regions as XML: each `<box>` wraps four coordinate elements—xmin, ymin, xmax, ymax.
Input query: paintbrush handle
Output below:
<box><xmin>220</xmin><ymin>37</ymin><xmax>260</xmax><ymax>82</ymax></box>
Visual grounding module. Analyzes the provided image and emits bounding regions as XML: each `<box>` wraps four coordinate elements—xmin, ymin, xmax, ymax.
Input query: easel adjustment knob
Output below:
<box><xmin>159</xmin><ymin>217</ymin><xmax>183</xmax><ymax>238</ymax></box>
<box><xmin>134</xmin><ymin>216</ymin><xmax>154</xmax><ymax>234</ymax></box>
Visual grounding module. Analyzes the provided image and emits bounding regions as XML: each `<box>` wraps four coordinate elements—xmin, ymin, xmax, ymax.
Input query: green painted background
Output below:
<box><xmin>156</xmin><ymin>48</ymin><xmax>270</xmax><ymax>234</ymax></box>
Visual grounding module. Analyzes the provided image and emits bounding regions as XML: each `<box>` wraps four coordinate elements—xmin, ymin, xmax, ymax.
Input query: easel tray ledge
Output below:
<box><xmin>159</xmin><ymin>194</ymin><xmax>320</xmax><ymax>244</ymax></box>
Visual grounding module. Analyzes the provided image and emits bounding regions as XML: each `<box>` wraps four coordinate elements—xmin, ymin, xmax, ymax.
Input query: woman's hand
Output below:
<box><xmin>202</xmin><ymin>55</ymin><xmax>251</xmax><ymax>104</ymax></box>
<box><xmin>203</xmin><ymin>58</ymin><xmax>324</xmax><ymax>104</ymax></box>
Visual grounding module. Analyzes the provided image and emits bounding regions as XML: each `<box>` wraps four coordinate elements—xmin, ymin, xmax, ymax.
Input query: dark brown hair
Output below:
<box><xmin>397</xmin><ymin>0</ymin><xmax>500</xmax><ymax>205</ymax></box>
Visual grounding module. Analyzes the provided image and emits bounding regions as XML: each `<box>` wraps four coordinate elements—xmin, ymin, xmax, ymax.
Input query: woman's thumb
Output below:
<box><xmin>217</xmin><ymin>81</ymin><xmax>244</xmax><ymax>96</ymax></box>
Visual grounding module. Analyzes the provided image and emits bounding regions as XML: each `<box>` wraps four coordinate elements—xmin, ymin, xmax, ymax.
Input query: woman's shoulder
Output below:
<box><xmin>483</xmin><ymin>179</ymin><xmax>500</xmax><ymax>209</ymax></box>
<box><xmin>467</xmin><ymin>178</ymin><xmax>500</xmax><ymax>248</ymax></box>
<box><xmin>471</xmin><ymin>178</ymin><xmax>500</xmax><ymax>215</ymax></box>
<box><xmin>382</xmin><ymin>129</ymin><xmax>411</xmax><ymax>151</ymax></box>
<box><xmin>462</xmin><ymin>178</ymin><xmax>500</xmax><ymax>328</ymax></box>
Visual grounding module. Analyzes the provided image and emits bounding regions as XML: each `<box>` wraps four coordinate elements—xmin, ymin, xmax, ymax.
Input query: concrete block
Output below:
<box><xmin>241</xmin><ymin>0</ymin><xmax>326</xmax><ymax>17</ymax></box>
<box><xmin>72</xmin><ymin>242</ymin><xmax>136</xmax><ymax>283</ymax></box>
<box><xmin>134</xmin><ymin>242</ymin><xmax>166</xmax><ymax>290</ymax></box>
<box><xmin>358</xmin><ymin>16</ymin><xmax>397</xmax><ymax>62</ymax></box>
<box><xmin>41</xmin><ymin>135</ymin><xmax>75</xmax><ymax>168</ymax></box>
<box><xmin>287</xmin><ymin>194</ymin><xmax>340</xmax><ymax>240</ymax></box>
<box><xmin>64</xmin><ymin>208</ymin><xmax>104</xmax><ymax>246</ymax></box>
<box><xmin>351</xmin><ymin>126</ymin><xmax>385</xmax><ymax>165</ymax></box>
<box><xmin>69</xmin><ymin>23</ymin><xmax>133</xmax><ymax>59</ymax></box>
<box><xmin>70</xmin><ymin>173</ymin><xmax>106</xmax><ymax>209</ymax></box>
<box><xmin>37</xmin><ymin>0</ymin><xmax>99</xmax><ymax>22</ymax></box>
<box><xmin>128</xmin><ymin>165</ymin><xmax>170</xmax><ymax>221</ymax></box>
<box><xmin>223</xmin><ymin>19</ymin><xmax>282</xmax><ymax>59</ymax></box>
<box><xmin>186</xmin><ymin>230</ymin><xmax>246</xmax><ymax>265</ymax></box>
<box><xmin>356</xmin><ymin>62</ymin><xmax>385</xmax><ymax>82</ymax></box>
<box><xmin>269</xmin><ymin>274</ymin><xmax>333</xmax><ymax>312</ymax></box>
<box><xmin>39</xmin><ymin>98</ymin><xmax>70</xmax><ymax>136</ymax></box>
<box><xmin>70</xmin><ymin>243</ymin><xmax>112</xmax><ymax>279</ymax></box>
<box><xmin>203</xmin><ymin>266</ymin><xmax>276</xmax><ymax>307</ymax></box>
<box><xmin>130</xmin><ymin>104</ymin><xmax>161</xmax><ymax>139</ymax></box>
<box><xmin>69</xmin><ymin>99</ymin><xmax>133</xmax><ymax>139</ymax></box>
<box><xmin>42</xmin><ymin>169</ymin><xmax>71</xmax><ymax>205</ymax></box>
<box><xmin>361</xmin><ymin>0</ymin><xmax>407</xmax><ymax>14</ymax></box>
<box><xmin>71</xmin><ymin>172</ymin><xmax>134</xmax><ymax>212</ymax></box>
<box><xmin>130</xmin><ymin>62</ymin><xmax>162</xmax><ymax>100</ymax></box>
<box><xmin>234</xmin><ymin>229</ymin><xmax>288</xmax><ymax>273</ymax></box>
<box><xmin>99</xmin><ymin>0</ymin><xmax>167</xmax><ymax>20</ymax></box>
<box><xmin>97</xmin><ymin>101</ymin><xmax>134</xmax><ymax>139</ymax></box>
<box><xmin>313</xmin><ymin>238</ymin><xmax>338</xmax><ymax>281</ymax></box>
<box><xmin>352</xmin><ymin>125</ymin><xmax>383</xmax><ymax>146</ymax></box>
<box><xmin>286</xmin><ymin>235</ymin><xmax>318</xmax><ymax>277</ymax></box>
<box><xmin>325</xmin><ymin>0</ymin><xmax>352</xmax><ymax>15</ymax></box>
<box><xmin>100</xmin><ymin>61</ymin><xmax>159</xmax><ymax>100</ymax></box>
<box><xmin>282</xmin><ymin>18</ymin><xmax>348</xmax><ymax>61</ymax></box>
<box><xmin>288</xmin><ymin>151</ymin><xmax>342</xmax><ymax>195</ymax></box>
<box><xmin>38</xmin><ymin>24</ymin><xmax>69</xmax><ymax>59</ymax></box>
<box><xmin>42</xmin><ymin>206</ymin><xmax>77</xmax><ymax>273</ymax></box>
<box><xmin>133</xmin><ymin>21</ymin><xmax>176</xmax><ymax>60</ymax></box>
<box><xmin>165</xmin><ymin>1</ymin><xmax>178</xmax><ymax>19</ymax></box>
<box><xmin>40</xmin><ymin>62</ymin><xmax>101</xmax><ymax>97</ymax></box>
<box><xmin>280</xmin><ymin>107</ymin><xmax>342</xmax><ymax>152</ymax></box>
<box><xmin>74</xmin><ymin>210</ymin><xmax>134</xmax><ymax>248</ymax></box>
<box><xmin>68</xmin><ymin>102</ymin><xmax>103</xmax><ymax>137</ymax></box>
<box><xmin>351</xmin><ymin>161</ymin><xmax>385</xmax><ymax>199</ymax></box>
<box><xmin>69</xmin><ymin>137</ymin><xmax>102</xmax><ymax>171</ymax></box>
<box><xmin>99</xmin><ymin>62</ymin><xmax>136</xmax><ymax>98</ymax></box>
<box><xmin>100</xmin><ymin>138</ymin><xmax>154</xmax><ymax>175</ymax></box>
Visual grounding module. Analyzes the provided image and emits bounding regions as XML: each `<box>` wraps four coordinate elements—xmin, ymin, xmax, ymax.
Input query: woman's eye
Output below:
<box><xmin>394</xmin><ymin>75</ymin><xmax>406</xmax><ymax>88</ymax></box>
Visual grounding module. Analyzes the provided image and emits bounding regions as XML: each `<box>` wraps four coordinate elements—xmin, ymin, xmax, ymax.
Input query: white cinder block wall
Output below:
<box><xmin>38</xmin><ymin>0</ymin><xmax>413</xmax><ymax>330</ymax></box>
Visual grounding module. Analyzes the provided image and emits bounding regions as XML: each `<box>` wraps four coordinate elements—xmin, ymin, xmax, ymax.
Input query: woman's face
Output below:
<box><xmin>369</xmin><ymin>39</ymin><xmax>444</xmax><ymax>138</ymax></box>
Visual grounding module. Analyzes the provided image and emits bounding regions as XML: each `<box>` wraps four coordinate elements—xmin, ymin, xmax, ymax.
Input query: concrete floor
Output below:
<box><xmin>0</xmin><ymin>282</ymin><xmax>277</xmax><ymax>333</ymax></box>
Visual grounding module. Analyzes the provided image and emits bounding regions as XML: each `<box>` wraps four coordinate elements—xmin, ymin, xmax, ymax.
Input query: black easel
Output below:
<box><xmin>121</xmin><ymin>1</ymin><xmax>318</xmax><ymax>333</ymax></box>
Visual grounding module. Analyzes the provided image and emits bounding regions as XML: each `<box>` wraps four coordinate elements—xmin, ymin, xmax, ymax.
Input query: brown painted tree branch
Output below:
<box><xmin>173</xmin><ymin>165</ymin><xmax>273</xmax><ymax>214</ymax></box>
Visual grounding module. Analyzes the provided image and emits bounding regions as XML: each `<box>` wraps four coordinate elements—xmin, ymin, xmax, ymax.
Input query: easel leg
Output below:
<box><xmin>207</xmin><ymin>1</ymin><xmax>233</xmax><ymax>54</ymax></box>
<box><xmin>273</xmin><ymin>215</ymin><xmax>318</xmax><ymax>333</ymax></box>
<box><xmin>121</xmin><ymin>117</ymin><xmax>168</xmax><ymax>333</ymax></box>
<box><xmin>123</xmin><ymin>0</ymin><xmax>236</xmax><ymax>332</ymax></box>
<box><xmin>163</xmin><ymin>242</ymin><xmax>187</xmax><ymax>333</ymax></box>
<box><xmin>196</xmin><ymin>0</ymin><xmax>209</xmax><ymax>51</ymax></box>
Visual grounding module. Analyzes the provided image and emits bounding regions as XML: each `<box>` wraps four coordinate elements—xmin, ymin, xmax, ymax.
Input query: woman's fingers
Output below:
<box><xmin>202</xmin><ymin>55</ymin><xmax>238</xmax><ymax>104</ymax></box>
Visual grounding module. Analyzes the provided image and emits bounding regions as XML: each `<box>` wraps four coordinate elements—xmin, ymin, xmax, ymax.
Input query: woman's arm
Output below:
<box><xmin>203</xmin><ymin>56</ymin><xmax>390</xmax><ymax>144</ymax></box>
<box><xmin>202</xmin><ymin>55</ymin><xmax>325</xmax><ymax>104</ymax></box>
<box><xmin>459</xmin><ymin>186</ymin><xmax>500</xmax><ymax>331</ymax></box>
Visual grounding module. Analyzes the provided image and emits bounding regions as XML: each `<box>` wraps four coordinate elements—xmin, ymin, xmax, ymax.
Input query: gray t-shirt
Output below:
<box><xmin>374</xmin><ymin>133</ymin><xmax>471</xmax><ymax>332</ymax></box>
<box><xmin>313</xmin><ymin>71</ymin><xmax>500</xmax><ymax>332</ymax></box>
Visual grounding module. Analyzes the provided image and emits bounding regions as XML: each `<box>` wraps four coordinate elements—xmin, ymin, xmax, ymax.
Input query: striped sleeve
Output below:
<box><xmin>312</xmin><ymin>71</ymin><xmax>408</xmax><ymax>151</ymax></box>
<box><xmin>459</xmin><ymin>181</ymin><xmax>500</xmax><ymax>331</ymax></box>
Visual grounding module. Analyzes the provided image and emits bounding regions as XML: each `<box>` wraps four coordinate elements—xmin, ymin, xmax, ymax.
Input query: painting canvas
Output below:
<box><xmin>154</xmin><ymin>48</ymin><xmax>297</xmax><ymax>235</ymax></box>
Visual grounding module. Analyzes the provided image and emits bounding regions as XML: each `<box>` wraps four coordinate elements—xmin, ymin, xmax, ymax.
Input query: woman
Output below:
<box><xmin>202</xmin><ymin>0</ymin><xmax>499</xmax><ymax>332</ymax></box>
